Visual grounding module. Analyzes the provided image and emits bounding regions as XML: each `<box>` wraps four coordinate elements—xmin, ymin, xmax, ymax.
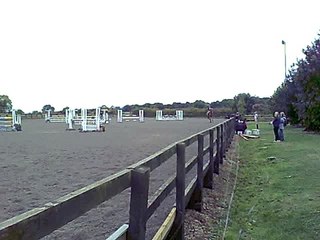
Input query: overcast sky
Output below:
<box><xmin>1</xmin><ymin>1</ymin><xmax>320</xmax><ymax>113</ymax></box>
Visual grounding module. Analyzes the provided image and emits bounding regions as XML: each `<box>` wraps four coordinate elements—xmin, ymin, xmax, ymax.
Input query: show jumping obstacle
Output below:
<box><xmin>45</xmin><ymin>110</ymin><xmax>67</xmax><ymax>123</ymax></box>
<box><xmin>80</xmin><ymin>108</ymin><xmax>102</xmax><ymax>132</ymax></box>
<box><xmin>0</xmin><ymin>110</ymin><xmax>22</xmax><ymax>132</ymax></box>
<box><xmin>155</xmin><ymin>110</ymin><xmax>184</xmax><ymax>121</ymax></box>
<box><xmin>117</xmin><ymin>110</ymin><xmax>144</xmax><ymax>123</ymax></box>
<box><xmin>66</xmin><ymin>108</ymin><xmax>109</xmax><ymax>128</ymax></box>
<box><xmin>66</xmin><ymin>108</ymin><xmax>108</xmax><ymax>132</ymax></box>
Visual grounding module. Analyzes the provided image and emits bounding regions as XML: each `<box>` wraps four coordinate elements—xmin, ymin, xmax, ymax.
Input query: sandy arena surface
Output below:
<box><xmin>0</xmin><ymin>117</ymin><xmax>224</xmax><ymax>239</ymax></box>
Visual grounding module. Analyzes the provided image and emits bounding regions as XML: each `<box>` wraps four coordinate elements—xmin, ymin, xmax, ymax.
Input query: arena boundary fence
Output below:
<box><xmin>0</xmin><ymin>119</ymin><xmax>235</xmax><ymax>240</ymax></box>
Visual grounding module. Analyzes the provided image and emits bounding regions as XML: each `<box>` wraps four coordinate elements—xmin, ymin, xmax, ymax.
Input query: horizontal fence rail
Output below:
<box><xmin>0</xmin><ymin>119</ymin><xmax>235</xmax><ymax>240</ymax></box>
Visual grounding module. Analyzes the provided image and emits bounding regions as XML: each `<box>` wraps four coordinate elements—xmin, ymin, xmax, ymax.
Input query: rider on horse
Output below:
<box><xmin>207</xmin><ymin>107</ymin><xmax>214</xmax><ymax>123</ymax></box>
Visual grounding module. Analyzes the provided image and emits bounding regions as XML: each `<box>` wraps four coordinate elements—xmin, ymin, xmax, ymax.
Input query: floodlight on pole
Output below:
<box><xmin>282</xmin><ymin>40</ymin><xmax>287</xmax><ymax>80</ymax></box>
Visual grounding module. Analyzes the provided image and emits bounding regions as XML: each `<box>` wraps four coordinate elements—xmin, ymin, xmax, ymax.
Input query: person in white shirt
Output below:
<box><xmin>254</xmin><ymin>112</ymin><xmax>259</xmax><ymax>129</ymax></box>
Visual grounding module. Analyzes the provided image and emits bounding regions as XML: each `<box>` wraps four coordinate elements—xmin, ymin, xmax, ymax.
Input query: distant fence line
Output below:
<box><xmin>243</xmin><ymin>115</ymin><xmax>273</xmax><ymax>122</ymax></box>
<box><xmin>22</xmin><ymin>114</ymin><xmax>44</xmax><ymax>119</ymax></box>
<box><xmin>0</xmin><ymin>119</ymin><xmax>235</xmax><ymax>240</ymax></box>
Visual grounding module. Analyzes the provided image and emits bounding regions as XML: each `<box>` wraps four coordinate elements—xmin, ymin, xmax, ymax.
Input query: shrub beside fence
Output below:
<box><xmin>0</xmin><ymin>119</ymin><xmax>235</xmax><ymax>240</ymax></box>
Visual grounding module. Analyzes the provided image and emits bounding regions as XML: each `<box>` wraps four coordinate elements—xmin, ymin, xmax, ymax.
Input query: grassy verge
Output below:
<box><xmin>225</xmin><ymin>122</ymin><xmax>320</xmax><ymax>239</ymax></box>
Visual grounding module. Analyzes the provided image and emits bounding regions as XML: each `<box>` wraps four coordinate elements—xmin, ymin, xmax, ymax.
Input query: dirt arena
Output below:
<box><xmin>0</xmin><ymin>117</ymin><xmax>224</xmax><ymax>239</ymax></box>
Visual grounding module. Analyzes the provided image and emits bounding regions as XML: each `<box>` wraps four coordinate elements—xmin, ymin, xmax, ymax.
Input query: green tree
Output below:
<box><xmin>210</xmin><ymin>99</ymin><xmax>234</xmax><ymax>109</ymax></box>
<box><xmin>61</xmin><ymin>106</ymin><xmax>70</xmax><ymax>113</ymax></box>
<box><xmin>272</xmin><ymin>33</ymin><xmax>320</xmax><ymax>130</ymax></box>
<box><xmin>153</xmin><ymin>102</ymin><xmax>164</xmax><ymax>110</ymax></box>
<box><xmin>100</xmin><ymin>105</ymin><xmax>109</xmax><ymax>111</ymax></box>
<box><xmin>122</xmin><ymin>105</ymin><xmax>132</xmax><ymax>112</ymax></box>
<box><xmin>233</xmin><ymin>93</ymin><xmax>258</xmax><ymax>115</ymax></box>
<box><xmin>233</xmin><ymin>93</ymin><xmax>247</xmax><ymax>115</ymax></box>
<box><xmin>0</xmin><ymin>95</ymin><xmax>12</xmax><ymax>113</ymax></box>
<box><xmin>193</xmin><ymin>100</ymin><xmax>208</xmax><ymax>109</ymax></box>
<box><xmin>16</xmin><ymin>109</ymin><xmax>24</xmax><ymax>115</ymax></box>
<box><xmin>251</xmin><ymin>97</ymin><xmax>271</xmax><ymax>115</ymax></box>
<box><xmin>42</xmin><ymin>104</ymin><xmax>55</xmax><ymax>113</ymax></box>
<box><xmin>303</xmin><ymin>74</ymin><xmax>320</xmax><ymax>130</ymax></box>
<box><xmin>142</xmin><ymin>103</ymin><xmax>152</xmax><ymax>108</ymax></box>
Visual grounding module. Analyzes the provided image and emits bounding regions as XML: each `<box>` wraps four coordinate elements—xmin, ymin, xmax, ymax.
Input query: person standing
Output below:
<box><xmin>279</xmin><ymin>112</ymin><xmax>287</xmax><ymax>141</ymax></box>
<box><xmin>272</xmin><ymin>111</ymin><xmax>281</xmax><ymax>142</ymax></box>
<box><xmin>254</xmin><ymin>112</ymin><xmax>259</xmax><ymax>129</ymax></box>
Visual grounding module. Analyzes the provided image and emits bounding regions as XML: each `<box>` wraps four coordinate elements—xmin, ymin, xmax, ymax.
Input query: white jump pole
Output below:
<box><xmin>66</xmin><ymin>109</ymin><xmax>75</xmax><ymax>130</ymax></box>
<box><xmin>65</xmin><ymin>109</ymin><xmax>69</xmax><ymax>124</ymax></box>
<box><xmin>81</xmin><ymin>108</ymin><xmax>87</xmax><ymax>131</ymax></box>
<box><xmin>12</xmin><ymin>110</ymin><xmax>16</xmax><ymax>126</ymax></box>
<box><xmin>100</xmin><ymin>109</ymin><xmax>108</xmax><ymax>123</ymax></box>
<box><xmin>45</xmin><ymin>109</ymin><xmax>51</xmax><ymax>122</ymax></box>
<box><xmin>105</xmin><ymin>112</ymin><xmax>109</xmax><ymax>123</ymax></box>
<box><xmin>117</xmin><ymin>110</ymin><xmax>123</xmax><ymax>123</ymax></box>
<box><xmin>95</xmin><ymin>108</ymin><xmax>100</xmax><ymax>130</ymax></box>
<box><xmin>14</xmin><ymin>112</ymin><xmax>21</xmax><ymax>125</ymax></box>
<box><xmin>156</xmin><ymin>110</ymin><xmax>162</xmax><ymax>121</ymax></box>
<box><xmin>139</xmin><ymin>110</ymin><xmax>144</xmax><ymax>122</ymax></box>
<box><xmin>176</xmin><ymin>110</ymin><xmax>184</xmax><ymax>120</ymax></box>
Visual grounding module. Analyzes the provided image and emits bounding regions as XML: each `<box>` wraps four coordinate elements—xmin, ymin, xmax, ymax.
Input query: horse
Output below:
<box><xmin>206</xmin><ymin>108</ymin><xmax>214</xmax><ymax>123</ymax></box>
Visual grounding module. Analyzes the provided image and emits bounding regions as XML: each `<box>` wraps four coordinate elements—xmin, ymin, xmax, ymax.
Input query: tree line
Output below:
<box><xmin>271</xmin><ymin>31</ymin><xmax>320</xmax><ymax>131</ymax></box>
<box><xmin>0</xmin><ymin>95</ymin><xmax>271</xmax><ymax>119</ymax></box>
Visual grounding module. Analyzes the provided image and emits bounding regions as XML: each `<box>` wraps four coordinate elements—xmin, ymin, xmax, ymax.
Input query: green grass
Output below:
<box><xmin>225</xmin><ymin>122</ymin><xmax>320</xmax><ymax>240</ymax></box>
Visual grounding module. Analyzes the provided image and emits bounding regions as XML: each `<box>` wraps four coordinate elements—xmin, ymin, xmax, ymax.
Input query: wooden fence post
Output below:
<box><xmin>168</xmin><ymin>143</ymin><xmax>186</xmax><ymax>240</ymax></box>
<box><xmin>230</xmin><ymin>120</ymin><xmax>235</xmax><ymax>145</ymax></box>
<box><xmin>224</xmin><ymin>122</ymin><xmax>228</xmax><ymax>152</ymax></box>
<box><xmin>214</xmin><ymin>126</ymin><xmax>220</xmax><ymax>174</ymax></box>
<box><xmin>228</xmin><ymin>120</ymin><xmax>233</xmax><ymax>147</ymax></box>
<box><xmin>220</xmin><ymin>124</ymin><xmax>224</xmax><ymax>164</ymax></box>
<box><xmin>204</xmin><ymin>129</ymin><xmax>214</xmax><ymax>189</ymax></box>
<box><xmin>188</xmin><ymin>134</ymin><xmax>204</xmax><ymax>211</ymax></box>
<box><xmin>226</xmin><ymin>121</ymin><xmax>230</xmax><ymax>148</ymax></box>
<box><xmin>128</xmin><ymin>167</ymin><xmax>150</xmax><ymax>240</ymax></box>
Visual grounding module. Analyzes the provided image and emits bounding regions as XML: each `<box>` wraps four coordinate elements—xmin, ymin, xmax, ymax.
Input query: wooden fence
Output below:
<box><xmin>0</xmin><ymin>119</ymin><xmax>235</xmax><ymax>240</ymax></box>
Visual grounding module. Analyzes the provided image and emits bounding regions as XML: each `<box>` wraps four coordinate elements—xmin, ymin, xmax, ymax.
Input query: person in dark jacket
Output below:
<box><xmin>272</xmin><ymin>111</ymin><xmax>281</xmax><ymax>142</ymax></box>
<box><xmin>279</xmin><ymin>112</ymin><xmax>287</xmax><ymax>141</ymax></box>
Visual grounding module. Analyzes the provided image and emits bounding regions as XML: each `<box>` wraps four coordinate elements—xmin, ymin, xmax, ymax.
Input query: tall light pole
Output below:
<box><xmin>282</xmin><ymin>40</ymin><xmax>287</xmax><ymax>80</ymax></box>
